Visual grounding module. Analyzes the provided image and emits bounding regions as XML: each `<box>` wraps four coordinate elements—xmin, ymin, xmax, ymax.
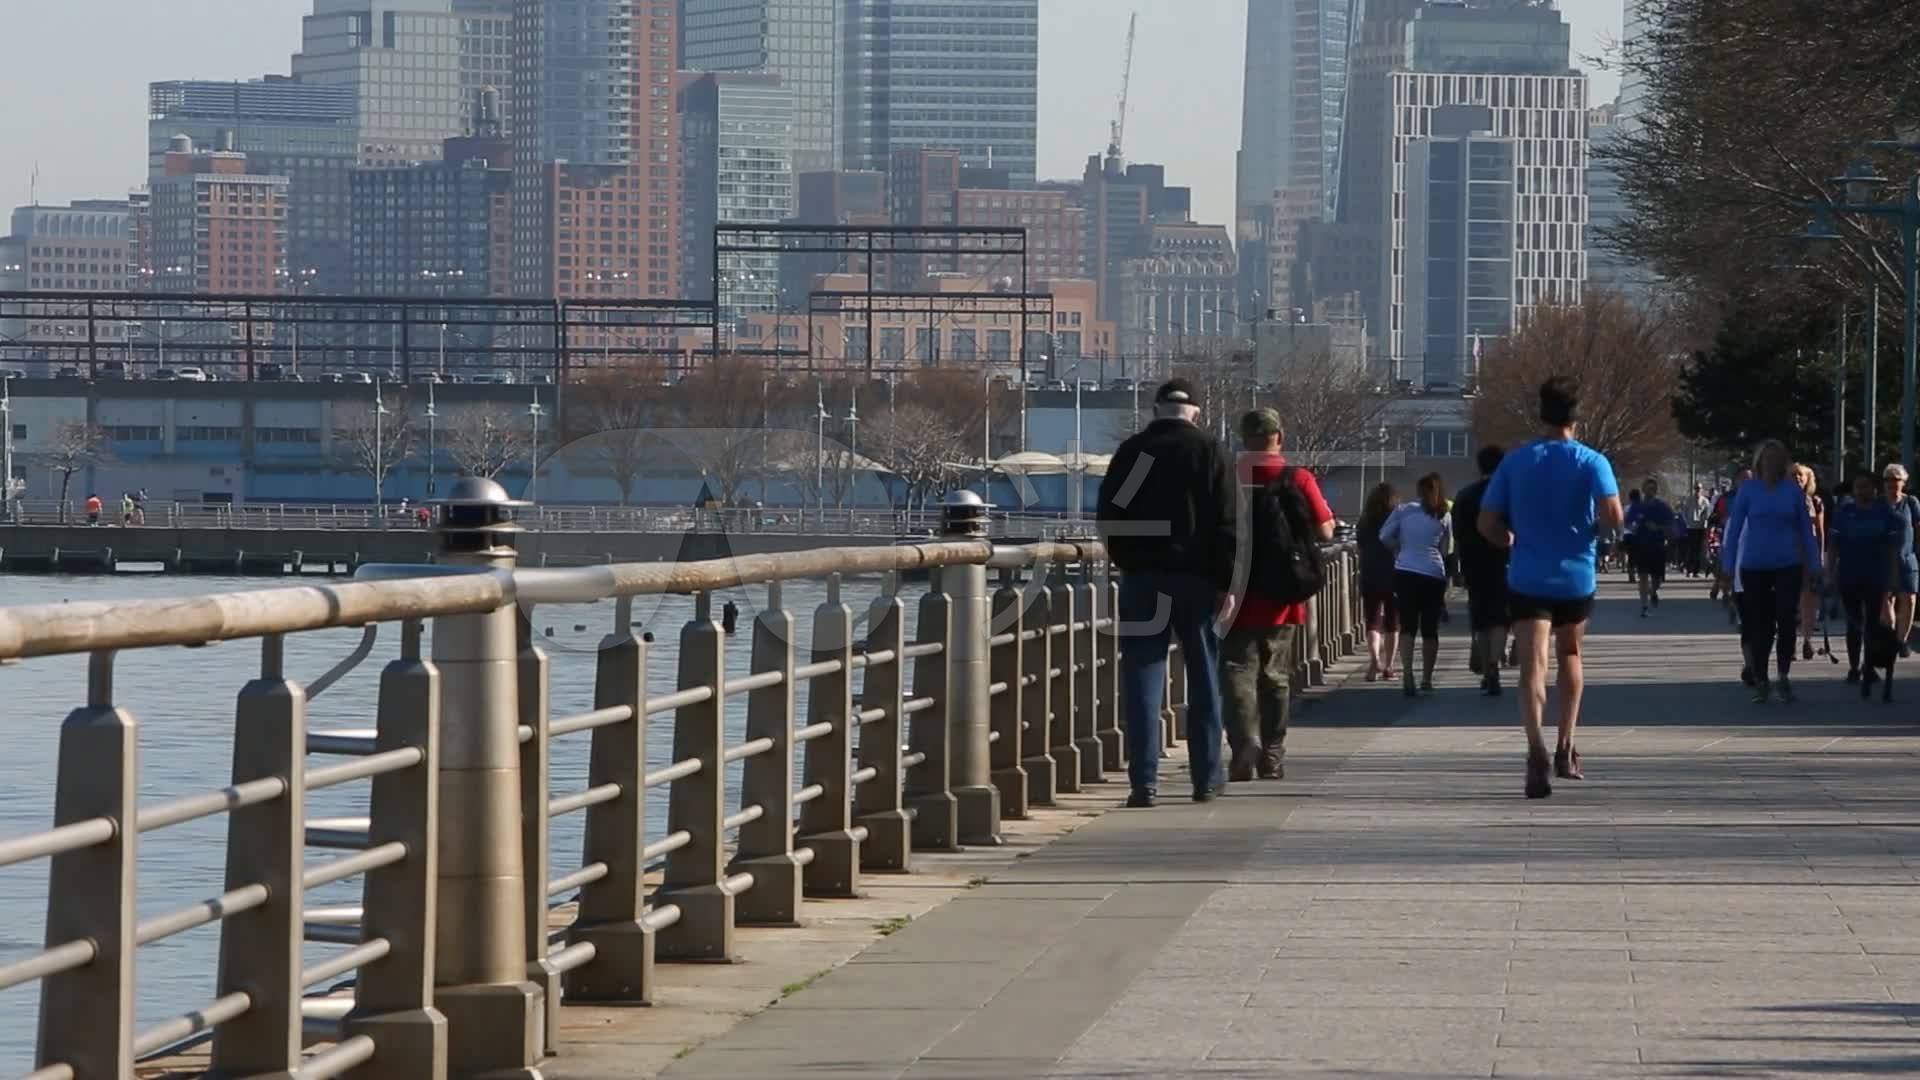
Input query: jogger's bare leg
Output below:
<box><xmin>1554</xmin><ymin>622</ymin><xmax>1589</xmax><ymax>748</ymax></box>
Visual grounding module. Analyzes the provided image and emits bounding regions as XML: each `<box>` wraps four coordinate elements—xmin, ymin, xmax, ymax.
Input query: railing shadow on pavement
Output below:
<box><xmin>0</xmin><ymin>486</ymin><xmax>1369</xmax><ymax>1079</ymax></box>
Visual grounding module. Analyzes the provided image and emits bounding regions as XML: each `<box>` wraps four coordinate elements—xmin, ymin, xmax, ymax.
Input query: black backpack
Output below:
<box><xmin>1246</xmin><ymin>467</ymin><xmax>1325</xmax><ymax>604</ymax></box>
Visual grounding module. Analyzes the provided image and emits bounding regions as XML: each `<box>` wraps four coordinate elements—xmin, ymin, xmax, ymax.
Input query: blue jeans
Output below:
<box><xmin>1117</xmin><ymin>570</ymin><xmax>1225</xmax><ymax>794</ymax></box>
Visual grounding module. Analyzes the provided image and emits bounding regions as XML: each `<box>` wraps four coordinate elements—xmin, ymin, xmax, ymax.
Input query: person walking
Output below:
<box><xmin>1453</xmin><ymin>446</ymin><xmax>1511</xmax><ymax>695</ymax></box>
<box><xmin>1829</xmin><ymin>468</ymin><xmax>1902</xmax><ymax>685</ymax></box>
<box><xmin>120</xmin><ymin>492</ymin><xmax>135</xmax><ymax>527</ymax></box>
<box><xmin>1878</xmin><ymin>464</ymin><xmax>1920</xmax><ymax>657</ymax></box>
<box><xmin>1358</xmin><ymin>483</ymin><xmax>1401</xmax><ymax>682</ymax></box>
<box><xmin>1792</xmin><ymin>465</ymin><xmax>1828</xmax><ymax>660</ymax></box>
<box><xmin>1220</xmin><ymin>408</ymin><xmax>1335</xmax><ymax>782</ymax></box>
<box><xmin>1380</xmin><ymin>473</ymin><xmax>1453</xmax><ymax>696</ymax></box>
<box><xmin>1625</xmin><ymin>478</ymin><xmax>1676</xmax><ymax>617</ymax></box>
<box><xmin>1097</xmin><ymin>379</ymin><xmax>1238</xmax><ymax>808</ymax></box>
<box><xmin>84</xmin><ymin>492</ymin><xmax>102</xmax><ymax>526</ymax></box>
<box><xmin>1477</xmin><ymin>377</ymin><xmax>1622</xmax><ymax>799</ymax></box>
<box><xmin>1685</xmin><ymin>483</ymin><xmax>1711</xmax><ymax>578</ymax></box>
<box><xmin>1721</xmin><ymin>440</ymin><xmax>1820</xmax><ymax>703</ymax></box>
<box><xmin>133</xmin><ymin>487</ymin><xmax>148</xmax><ymax>526</ymax></box>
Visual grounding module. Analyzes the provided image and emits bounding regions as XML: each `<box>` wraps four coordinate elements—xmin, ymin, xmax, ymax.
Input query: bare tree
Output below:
<box><xmin>669</xmin><ymin>353</ymin><xmax>776</xmax><ymax>506</ymax></box>
<box><xmin>38</xmin><ymin>424</ymin><xmax>111</xmax><ymax>522</ymax></box>
<box><xmin>443</xmin><ymin>404</ymin><xmax>534</xmax><ymax>479</ymax></box>
<box><xmin>334</xmin><ymin>393</ymin><xmax>415</xmax><ymax>507</ymax></box>
<box><xmin>864</xmin><ymin>403</ymin><xmax>968</xmax><ymax>510</ymax></box>
<box><xmin>1471</xmin><ymin>294</ymin><xmax>1686</xmax><ymax>479</ymax></box>
<box><xmin>1262</xmin><ymin>351</ymin><xmax>1394</xmax><ymax>470</ymax></box>
<box><xmin>556</xmin><ymin>363</ymin><xmax>671</xmax><ymax>505</ymax></box>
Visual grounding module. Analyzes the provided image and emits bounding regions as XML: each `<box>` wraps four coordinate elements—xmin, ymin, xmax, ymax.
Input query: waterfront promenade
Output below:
<box><xmin>655</xmin><ymin>580</ymin><xmax>1920</xmax><ymax>1080</ymax></box>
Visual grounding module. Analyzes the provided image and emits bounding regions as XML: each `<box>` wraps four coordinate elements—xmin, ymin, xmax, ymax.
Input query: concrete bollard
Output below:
<box><xmin>855</xmin><ymin>582</ymin><xmax>912</xmax><ymax>871</ymax></box>
<box><xmin>940</xmin><ymin>492</ymin><xmax>1001</xmax><ymax>844</ymax></box>
<box><xmin>799</xmin><ymin>576</ymin><xmax>861</xmax><ymax>896</ymax></box>
<box><xmin>731</xmin><ymin>582</ymin><xmax>805</xmax><ymax>925</ymax></box>
<box><xmin>1048</xmin><ymin>574</ymin><xmax>1081</xmax><ymax>793</ymax></box>
<box><xmin>1020</xmin><ymin>583</ymin><xmax>1057</xmax><ymax>807</ymax></box>
<box><xmin>657</xmin><ymin>592</ymin><xmax>737</xmax><ymax>962</ymax></box>
<box><xmin>344</xmin><ymin>619</ymin><xmax>449</xmax><ymax>1079</ymax></box>
<box><xmin>427</xmin><ymin>477</ymin><xmax>543</xmax><ymax>1078</ymax></box>
<box><xmin>565</xmin><ymin>598</ymin><xmax>660</xmax><ymax>1000</ymax></box>
<box><xmin>1072</xmin><ymin>570</ymin><xmax>1104</xmax><ymax>786</ymax></box>
<box><xmin>905</xmin><ymin>576</ymin><xmax>960</xmax><ymax>851</ymax></box>
<box><xmin>211</xmin><ymin>634</ymin><xmax>306</xmax><ymax>1075</ymax></box>
<box><xmin>36</xmin><ymin>652</ymin><xmax>137</xmax><ymax>1078</ymax></box>
<box><xmin>988</xmin><ymin>574</ymin><xmax>1029</xmax><ymax>819</ymax></box>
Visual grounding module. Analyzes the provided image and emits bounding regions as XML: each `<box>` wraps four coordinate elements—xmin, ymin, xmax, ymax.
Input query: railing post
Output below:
<box><xmin>906</xmin><ymin>572</ymin><xmax>959</xmax><ymax>850</ymax></box>
<box><xmin>1047</xmin><ymin>573</ymin><xmax>1082</xmax><ymax>793</ymax></box>
<box><xmin>211</xmin><ymin>634</ymin><xmax>305</xmax><ymax>1075</ymax></box>
<box><xmin>1305</xmin><ymin>592</ymin><xmax>1326</xmax><ymax>687</ymax></box>
<box><xmin>565</xmin><ymin>600</ymin><xmax>657</xmax><ymax>997</ymax></box>
<box><xmin>1020</xmin><ymin>581</ymin><xmax>1057</xmax><ymax>806</ymax></box>
<box><xmin>732</xmin><ymin>581</ymin><xmax>803</xmax><ymax>925</ymax></box>
<box><xmin>429</xmin><ymin>478</ymin><xmax>543</xmax><ymax>1077</ymax></box>
<box><xmin>516</xmin><ymin>608</ymin><xmax>560</xmax><ymax>1056</ymax></box>
<box><xmin>658</xmin><ymin>591</ymin><xmax>736</xmax><ymax>961</ymax></box>
<box><xmin>1098</xmin><ymin>568</ymin><xmax>1124</xmax><ymax>772</ymax></box>
<box><xmin>344</xmin><ymin>619</ymin><xmax>448</xmax><ymax>1080</ymax></box>
<box><xmin>856</xmin><ymin>578</ymin><xmax>912</xmax><ymax>870</ymax></box>
<box><xmin>798</xmin><ymin>575</ymin><xmax>861</xmax><ymax>897</ymax></box>
<box><xmin>940</xmin><ymin>496</ymin><xmax>1000</xmax><ymax>844</ymax></box>
<box><xmin>989</xmin><ymin>572</ymin><xmax>1029</xmax><ymax>818</ymax></box>
<box><xmin>36</xmin><ymin>651</ymin><xmax>136</xmax><ymax>1079</ymax></box>
<box><xmin>1072</xmin><ymin>568</ymin><xmax>1104</xmax><ymax>786</ymax></box>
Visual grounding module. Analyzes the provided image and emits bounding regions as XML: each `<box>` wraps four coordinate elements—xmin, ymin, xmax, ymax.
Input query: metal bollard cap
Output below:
<box><xmin>941</xmin><ymin>489</ymin><xmax>994</xmax><ymax>539</ymax></box>
<box><xmin>436</xmin><ymin>475</ymin><xmax>529</xmax><ymax>556</ymax></box>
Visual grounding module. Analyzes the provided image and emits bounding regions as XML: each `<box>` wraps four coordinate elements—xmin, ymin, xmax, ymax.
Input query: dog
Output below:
<box><xmin>1863</xmin><ymin>618</ymin><xmax>1899</xmax><ymax>703</ymax></box>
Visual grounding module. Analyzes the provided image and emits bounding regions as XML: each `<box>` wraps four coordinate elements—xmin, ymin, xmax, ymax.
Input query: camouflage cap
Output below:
<box><xmin>1240</xmin><ymin>408</ymin><xmax>1283</xmax><ymax>439</ymax></box>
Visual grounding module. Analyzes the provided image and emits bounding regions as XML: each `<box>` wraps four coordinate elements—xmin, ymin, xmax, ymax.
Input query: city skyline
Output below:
<box><xmin>0</xmin><ymin>0</ymin><xmax>1624</xmax><ymax>233</ymax></box>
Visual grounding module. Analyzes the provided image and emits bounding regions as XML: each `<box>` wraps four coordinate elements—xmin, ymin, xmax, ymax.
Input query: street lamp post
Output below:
<box><xmin>528</xmin><ymin>392</ymin><xmax>545</xmax><ymax>504</ymax></box>
<box><xmin>1</xmin><ymin>375</ymin><xmax>13</xmax><ymax>515</ymax></box>
<box><xmin>425</xmin><ymin>380</ymin><xmax>439</xmax><ymax>498</ymax></box>
<box><xmin>373</xmin><ymin>376</ymin><xmax>390</xmax><ymax>522</ymax></box>
<box><xmin>1807</xmin><ymin>160</ymin><xmax>1920</xmax><ymax>468</ymax></box>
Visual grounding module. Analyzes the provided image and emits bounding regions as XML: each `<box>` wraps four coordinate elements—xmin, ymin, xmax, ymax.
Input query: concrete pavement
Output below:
<box><xmin>657</xmin><ymin>579</ymin><xmax>1920</xmax><ymax>1079</ymax></box>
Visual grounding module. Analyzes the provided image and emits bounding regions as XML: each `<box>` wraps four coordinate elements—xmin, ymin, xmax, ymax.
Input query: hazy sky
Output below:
<box><xmin>0</xmin><ymin>0</ymin><xmax>1622</xmax><ymax>228</ymax></box>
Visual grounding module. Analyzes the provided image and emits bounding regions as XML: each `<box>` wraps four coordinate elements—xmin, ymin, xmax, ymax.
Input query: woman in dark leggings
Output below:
<box><xmin>1380</xmin><ymin>473</ymin><xmax>1453</xmax><ymax>696</ymax></box>
<box><xmin>1722</xmin><ymin>440</ymin><xmax>1821</xmax><ymax>703</ymax></box>
<box><xmin>1358</xmin><ymin>483</ymin><xmax>1402</xmax><ymax>681</ymax></box>
<box><xmin>1829</xmin><ymin>468</ymin><xmax>1902</xmax><ymax>686</ymax></box>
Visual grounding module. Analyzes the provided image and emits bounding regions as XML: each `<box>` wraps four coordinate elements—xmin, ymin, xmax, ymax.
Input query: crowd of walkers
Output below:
<box><xmin>1094</xmin><ymin>374</ymin><xmax>1920</xmax><ymax>807</ymax></box>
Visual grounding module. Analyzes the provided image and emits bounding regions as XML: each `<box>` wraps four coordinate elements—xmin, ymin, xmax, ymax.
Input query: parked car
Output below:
<box><xmin>173</xmin><ymin>367</ymin><xmax>209</xmax><ymax>382</ymax></box>
<box><xmin>342</xmin><ymin>371</ymin><xmax>375</xmax><ymax>384</ymax></box>
<box><xmin>96</xmin><ymin>361</ymin><xmax>128</xmax><ymax>380</ymax></box>
<box><xmin>257</xmin><ymin>363</ymin><xmax>287</xmax><ymax>381</ymax></box>
<box><xmin>55</xmin><ymin>366</ymin><xmax>83</xmax><ymax>381</ymax></box>
<box><xmin>151</xmin><ymin>367</ymin><xmax>178</xmax><ymax>381</ymax></box>
<box><xmin>318</xmin><ymin>372</ymin><xmax>344</xmax><ymax>383</ymax></box>
<box><xmin>411</xmin><ymin>372</ymin><xmax>442</xmax><ymax>385</ymax></box>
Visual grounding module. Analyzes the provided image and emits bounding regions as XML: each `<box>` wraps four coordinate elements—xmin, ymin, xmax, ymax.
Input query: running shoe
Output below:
<box><xmin>1776</xmin><ymin>678</ymin><xmax>1795</xmax><ymax>704</ymax></box>
<box><xmin>1740</xmin><ymin>666</ymin><xmax>1753</xmax><ymax>686</ymax></box>
<box><xmin>1846</xmin><ymin>668</ymin><xmax>1861</xmax><ymax>684</ymax></box>
<box><xmin>1803</xmin><ymin>640</ymin><xmax>1814</xmax><ymax>661</ymax></box>
<box><xmin>1554</xmin><ymin>744</ymin><xmax>1584</xmax><ymax>781</ymax></box>
<box><xmin>1751</xmin><ymin>679</ymin><xmax>1770</xmax><ymax>704</ymax></box>
<box><xmin>1420</xmin><ymin>674</ymin><xmax>1435</xmax><ymax>693</ymax></box>
<box><xmin>1640</xmin><ymin>605</ymin><xmax>1649</xmax><ymax>618</ymax></box>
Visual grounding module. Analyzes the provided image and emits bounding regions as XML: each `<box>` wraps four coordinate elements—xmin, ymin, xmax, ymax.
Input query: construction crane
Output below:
<box><xmin>1105</xmin><ymin>12</ymin><xmax>1138</xmax><ymax>167</ymax></box>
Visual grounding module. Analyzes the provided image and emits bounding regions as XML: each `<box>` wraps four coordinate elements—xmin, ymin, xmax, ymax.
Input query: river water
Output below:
<box><xmin>0</xmin><ymin>569</ymin><xmax>929</xmax><ymax>1071</ymax></box>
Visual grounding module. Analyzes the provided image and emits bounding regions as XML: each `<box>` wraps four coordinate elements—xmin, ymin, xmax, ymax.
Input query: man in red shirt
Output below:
<box><xmin>1225</xmin><ymin>409</ymin><xmax>1335</xmax><ymax>781</ymax></box>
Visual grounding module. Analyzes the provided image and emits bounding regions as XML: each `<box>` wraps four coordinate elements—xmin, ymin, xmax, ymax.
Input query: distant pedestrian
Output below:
<box><xmin>1792</xmin><ymin>465</ymin><xmax>1827</xmax><ymax>659</ymax></box>
<box><xmin>1220</xmin><ymin>408</ymin><xmax>1334</xmax><ymax>783</ymax></box>
<box><xmin>85</xmin><ymin>493</ymin><xmax>102</xmax><ymax>526</ymax></box>
<box><xmin>1829</xmin><ymin>468</ymin><xmax>1901</xmax><ymax>685</ymax></box>
<box><xmin>133</xmin><ymin>487</ymin><xmax>148</xmax><ymax>526</ymax></box>
<box><xmin>1477</xmin><ymin>377</ymin><xmax>1623</xmax><ymax>799</ymax></box>
<box><xmin>1625</xmin><ymin>477</ymin><xmax>1677</xmax><ymax>617</ymax></box>
<box><xmin>1380</xmin><ymin>473</ymin><xmax>1453</xmax><ymax>696</ymax></box>
<box><xmin>721</xmin><ymin>599</ymin><xmax>740</xmax><ymax>634</ymax></box>
<box><xmin>1722</xmin><ymin>441</ymin><xmax>1820</xmax><ymax>702</ymax></box>
<box><xmin>1357</xmin><ymin>483</ymin><xmax>1401</xmax><ymax>682</ymax></box>
<box><xmin>1097</xmin><ymin>379</ymin><xmax>1238</xmax><ymax>808</ymax></box>
<box><xmin>120</xmin><ymin>492</ymin><xmax>135</xmax><ymax>526</ymax></box>
<box><xmin>1877</xmin><ymin>463</ymin><xmax>1920</xmax><ymax>657</ymax></box>
<box><xmin>1453</xmin><ymin>445</ymin><xmax>1510</xmax><ymax>695</ymax></box>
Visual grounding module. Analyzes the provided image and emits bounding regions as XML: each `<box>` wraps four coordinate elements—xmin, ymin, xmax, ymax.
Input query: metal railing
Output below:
<box><xmin>0</xmin><ymin>508</ymin><xmax>1363</xmax><ymax>1079</ymax></box>
<box><xmin>2</xmin><ymin>500</ymin><xmax>1093</xmax><ymax>538</ymax></box>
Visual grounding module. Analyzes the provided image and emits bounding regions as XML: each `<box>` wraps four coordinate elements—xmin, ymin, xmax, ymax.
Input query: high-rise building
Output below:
<box><xmin>350</xmin><ymin>103</ymin><xmax>513</xmax><ymax>298</ymax></box>
<box><xmin>952</xmin><ymin>189</ymin><xmax>1086</xmax><ymax>285</ymax></box>
<box><xmin>681</xmin><ymin>0</ymin><xmax>837</xmax><ymax>173</ymax></box>
<box><xmin>1115</xmin><ymin>222</ymin><xmax>1238</xmax><ymax>369</ymax></box>
<box><xmin>1585</xmin><ymin>103</ymin><xmax>1652</xmax><ymax>306</ymax></box>
<box><xmin>1618</xmin><ymin>0</ymin><xmax>1653</xmax><ymax>131</ymax></box>
<box><xmin>512</xmin><ymin>0</ymin><xmax>680</xmax><ymax>299</ymax></box>
<box><xmin>839</xmin><ymin>0</ymin><xmax>1039</xmax><ymax>187</ymax></box>
<box><xmin>150</xmin><ymin>139</ymin><xmax>290</xmax><ymax>295</ymax></box>
<box><xmin>681</xmin><ymin>72</ymin><xmax>797</xmax><ymax>323</ymax></box>
<box><xmin>1237</xmin><ymin>0</ymin><xmax>1358</xmax><ymax>315</ymax></box>
<box><xmin>1079</xmin><ymin>155</ymin><xmax>1192</xmax><ymax>325</ymax></box>
<box><xmin>148</xmin><ymin>78</ymin><xmax>358</xmax><ymax>292</ymax></box>
<box><xmin>455</xmin><ymin>0</ymin><xmax>516</xmax><ymax>134</ymax></box>
<box><xmin>1382</xmin><ymin>1</ymin><xmax>1587</xmax><ymax>378</ymax></box>
<box><xmin>4</xmin><ymin>202</ymin><xmax>136</xmax><ymax>294</ymax></box>
<box><xmin>1403</xmin><ymin>108</ymin><xmax>1517</xmax><ymax>389</ymax></box>
<box><xmin>291</xmin><ymin>0</ymin><xmax>467</xmax><ymax>165</ymax></box>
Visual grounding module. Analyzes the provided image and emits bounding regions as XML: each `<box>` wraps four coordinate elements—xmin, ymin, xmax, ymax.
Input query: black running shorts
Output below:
<box><xmin>1508</xmin><ymin>591</ymin><xmax>1595</xmax><ymax>628</ymax></box>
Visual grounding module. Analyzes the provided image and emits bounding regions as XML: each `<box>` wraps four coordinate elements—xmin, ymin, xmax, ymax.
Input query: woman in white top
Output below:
<box><xmin>1380</xmin><ymin>472</ymin><xmax>1454</xmax><ymax>696</ymax></box>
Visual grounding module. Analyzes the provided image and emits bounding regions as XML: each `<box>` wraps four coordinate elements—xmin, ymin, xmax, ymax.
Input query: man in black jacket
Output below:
<box><xmin>1096</xmin><ymin>379</ymin><xmax>1238</xmax><ymax>807</ymax></box>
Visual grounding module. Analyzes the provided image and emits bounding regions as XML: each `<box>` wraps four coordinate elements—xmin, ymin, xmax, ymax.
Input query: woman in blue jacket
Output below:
<box><xmin>1722</xmin><ymin>439</ymin><xmax>1822</xmax><ymax>702</ymax></box>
